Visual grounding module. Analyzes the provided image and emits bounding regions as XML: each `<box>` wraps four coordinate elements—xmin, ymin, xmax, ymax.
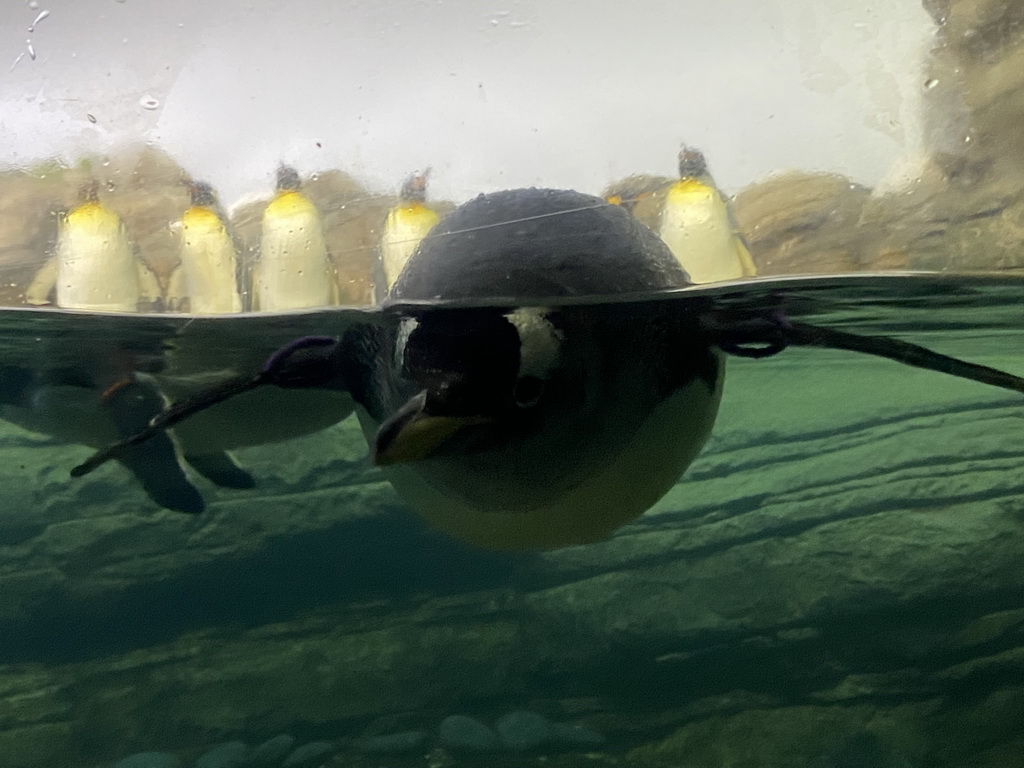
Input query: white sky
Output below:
<box><xmin>0</xmin><ymin>0</ymin><xmax>936</xmax><ymax>204</ymax></box>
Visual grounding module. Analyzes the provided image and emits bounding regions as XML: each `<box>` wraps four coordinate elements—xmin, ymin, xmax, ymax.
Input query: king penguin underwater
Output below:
<box><xmin>74</xmin><ymin>188</ymin><xmax>1024</xmax><ymax>550</ymax></box>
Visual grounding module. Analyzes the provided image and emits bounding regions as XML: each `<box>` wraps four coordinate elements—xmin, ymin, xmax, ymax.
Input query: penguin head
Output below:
<box><xmin>373</xmin><ymin>306</ymin><xmax>566</xmax><ymax>466</ymax></box>
<box><xmin>275</xmin><ymin>164</ymin><xmax>302</xmax><ymax>192</ymax></box>
<box><xmin>400</xmin><ymin>169</ymin><xmax>431</xmax><ymax>204</ymax></box>
<box><xmin>678</xmin><ymin>145</ymin><xmax>709</xmax><ymax>180</ymax></box>
<box><xmin>77</xmin><ymin>178</ymin><xmax>100</xmax><ymax>204</ymax></box>
<box><xmin>188</xmin><ymin>180</ymin><xmax>217</xmax><ymax>207</ymax></box>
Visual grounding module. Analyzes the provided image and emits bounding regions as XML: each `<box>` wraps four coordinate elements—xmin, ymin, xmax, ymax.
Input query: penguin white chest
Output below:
<box><xmin>180</xmin><ymin>210</ymin><xmax>241</xmax><ymax>314</ymax></box>
<box><xmin>380</xmin><ymin>206</ymin><xmax>439</xmax><ymax>290</ymax></box>
<box><xmin>56</xmin><ymin>207</ymin><xmax>140</xmax><ymax>312</ymax></box>
<box><xmin>257</xmin><ymin>193</ymin><xmax>332</xmax><ymax>311</ymax></box>
<box><xmin>659</xmin><ymin>188</ymin><xmax>745</xmax><ymax>284</ymax></box>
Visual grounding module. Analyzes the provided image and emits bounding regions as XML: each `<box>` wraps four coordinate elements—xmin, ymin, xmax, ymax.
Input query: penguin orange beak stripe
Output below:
<box><xmin>373</xmin><ymin>391</ymin><xmax>494</xmax><ymax>466</ymax></box>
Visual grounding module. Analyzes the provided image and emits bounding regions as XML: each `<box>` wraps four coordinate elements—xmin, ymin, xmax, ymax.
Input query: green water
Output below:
<box><xmin>1</xmin><ymin>274</ymin><xmax>1024</xmax><ymax>768</ymax></box>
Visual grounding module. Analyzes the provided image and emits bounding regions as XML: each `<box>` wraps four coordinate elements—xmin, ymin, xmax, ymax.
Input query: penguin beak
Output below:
<box><xmin>372</xmin><ymin>391</ymin><xmax>495</xmax><ymax>466</ymax></box>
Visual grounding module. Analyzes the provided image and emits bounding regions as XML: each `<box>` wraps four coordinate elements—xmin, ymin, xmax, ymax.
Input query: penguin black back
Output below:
<box><xmin>389</xmin><ymin>188</ymin><xmax>692</xmax><ymax>301</ymax></box>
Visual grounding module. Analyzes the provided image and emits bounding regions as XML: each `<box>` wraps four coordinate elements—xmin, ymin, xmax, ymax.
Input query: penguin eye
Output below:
<box><xmin>513</xmin><ymin>375</ymin><xmax>545</xmax><ymax>408</ymax></box>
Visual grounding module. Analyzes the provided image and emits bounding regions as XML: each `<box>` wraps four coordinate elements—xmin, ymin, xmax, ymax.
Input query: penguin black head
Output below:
<box><xmin>678</xmin><ymin>145</ymin><xmax>709</xmax><ymax>180</ymax></box>
<box><xmin>373</xmin><ymin>306</ymin><xmax>566</xmax><ymax>466</ymax></box>
<box><xmin>276</xmin><ymin>164</ymin><xmax>302</xmax><ymax>192</ymax></box>
<box><xmin>400</xmin><ymin>170</ymin><xmax>430</xmax><ymax>204</ymax></box>
<box><xmin>389</xmin><ymin>188</ymin><xmax>690</xmax><ymax>302</ymax></box>
<box><xmin>188</xmin><ymin>180</ymin><xmax>217</xmax><ymax>207</ymax></box>
<box><xmin>77</xmin><ymin>178</ymin><xmax>100</xmax><ymax>204</ymax></box>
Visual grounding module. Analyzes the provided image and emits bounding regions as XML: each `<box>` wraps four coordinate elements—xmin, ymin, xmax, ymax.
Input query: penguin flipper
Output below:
<box><xmin>103</xmin><ymin>381</ymin><xmax>205</xmax><ymax>514</ymax></box>
<box><xmin>722</xmin><ymin>190</ymin><xmax>758</xmax><ymax>278</ymax></box>
<box><xmin>25</xmin><ymin>256</ymin><xmax>59</xmax><ymax>305</ymax></box>
<box><xmin>184</xmin><ymin>451</ymin><xmax>255</xmax><ymax>489</ymax></box>
<box><xmin>735</xmin><ymin>236</ymin><xmax>758</xmax><ymax>277</ymax></box>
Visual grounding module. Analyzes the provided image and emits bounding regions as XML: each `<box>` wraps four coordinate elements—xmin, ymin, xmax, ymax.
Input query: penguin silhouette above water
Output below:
<box><xmin>73</xmin><ymin>188</ymin><xmax>1024</xmax><ymax>549</ymax></box>
<box><xmin>252</xmin><ymin>165</ymin><xmax>335</xmax><ymax>311</ymax></box>
<box><xmin>658</xmin><ymin>146</ymin><xmax>759</xmax><ymax>284</ymax></box>
<box><xmin>25</xmin><ymin>179</ymin><xmax>162</xmax><ymax>312</ymax></box>
<box><xmin>374</xmin><ymin>170</ymin><xmax>441</xmax><ymax>304</ymax></box>
<box><xmin>167</xmin><ymin>180</ymin><xmax>243</xmax><ymax>314</ymax></box>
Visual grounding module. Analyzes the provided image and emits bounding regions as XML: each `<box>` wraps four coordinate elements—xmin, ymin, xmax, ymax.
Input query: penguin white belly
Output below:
<box><xmin>357</xmin><ymin>369</ymin><xmax>724</xmax><ymax>551</ymax></box>
<box><xmin>380</xmin><ymin>206</ymin><xmax>439</xmax><ymax>290</ymax></box>
<box><xmin>56</xmin><ymin>217</ymin><xmax>140</xmax><ymax>313</ymax></box>
<box><xmin>257</xmin><ymin>194</ymin><xmax>332</xmax><ymax>311</ymax></box>
<box><xmin>180</xmin><ymin>211</ymin><xmax>242</xmax><ymax>314</ymax></box>
<box><xmin>659</xmin><ymin>189</ymin><xmax>746</xmax><ymax>284</ymax></box>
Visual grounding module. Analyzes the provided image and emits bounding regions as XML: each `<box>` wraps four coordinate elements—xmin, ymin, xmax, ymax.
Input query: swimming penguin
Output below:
<box><xmin>252</xmin><ymin>165</ymin><xmax>335</xmax><ymax>312</ymax></box>
<box><xmin>374</xmin><ymin>170</ymin><xmax>440</xmax><ymax>303</ymax></box>
<box><xmin>0</xmin><ymin>361</ymin><xmax>205</xmax><ymax>513</ymax></box>
<box><xmin>658</xmin><ymin>146</ymin><xmax>759</xmax><ymax>284</ymax></box>
<box><xmin>166</xmin><ymin>181</ymin><xmax>243</xmax><ymax>314</ymax></box>
<box><xmin>73</xmin><ymin>188</ymin><xmax>1024</xmax><ymax>549</ymax></box>
<box><xmin>25</xmin><ymin>179</ymin><xmax>162</xmax><ymax>312</ymax></box>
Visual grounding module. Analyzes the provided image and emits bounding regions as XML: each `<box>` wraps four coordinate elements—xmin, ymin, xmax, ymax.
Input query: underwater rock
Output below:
<box><xmin>731</xmin><ymin>171</ymin><xmax>872</xmax><ymax>275</ymax></box>
<box><xmin>359</xmin><ymin>730</ymin><xmax>427</xmax><ymax>754</ymax></box>
<box><xmin>627</xmin><ymin>704</ymin><xmax>928</xmax><ymax>768</ymax></box>
<box><xmin>549</xmin><ymin>722</ymin><xmax>607</xmax><ymax>747</ymax></box>
<box><xmin>195</xmin><ymin>741</ymin><xmax>249</xmax><ymax>768</ymax></box>
<box><xmin>113</xmin><ymin>753</ymin><xmax>182</xmax><ymax>768</ymax></box>
<box><xmin>280</xmin><ymin>741</ymin><xmax>335</xmax><ymax>768</ymax></box>
<box><xmin>805</xmin><ymin>731</ymin><xmax>912</xmax><ymax>768</ymax></box>
<box><xmin>438</xmin><ymin>715</ymin><xmax>500</xmax><ymax>751</ymax></box>
<box><xmin>244</xmin><ymin>735</ymin><xmax>295</xmax><ymax>767</ymax></box>
<box><xmin>494</xmin><ymin>710</ymin><xmax>551</xmax><ymax>751</ymax></box>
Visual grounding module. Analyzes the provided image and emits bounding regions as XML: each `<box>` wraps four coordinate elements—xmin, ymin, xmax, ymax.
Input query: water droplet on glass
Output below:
<box><xmin>924</xmin><ymin>78</ymin><xmax>939</xmax><ymax>90</ymax></box>
<box><xmin>87</xmin><ymin>113</ymin><xmax>97</xmax><ymax>123</ymax></box>
<box><xmin>310</xmin><ymin>172</ymin><xmax>320</xmax><ymax>181</ymax></box>
<box><xmin>27</xmin><ymin>9</ymin><xmax>49</xmax><ymax>33</ymax></box>
<box><xmin>490</xmin><ymin>18</ymin><xmax>499</xmax><ymax>25</ymax></box>
<box><xmin>106</xmin><ymin>181</ymin><xmax>115</xmax><ymax>192</ymax></box>
<box><xmin>139</xmin><ymin>95</ymin><xmax>160</xmax><ymax>110</ymax></box>
<box><xmin>27</xmin><ymin>0</ymin><xmax>39</xmax><ymax>9</ymax></box>
<box><xmin>26</xmin><ymin>41</ymin><xmax>36</xmax><ymax>60</ymax></box>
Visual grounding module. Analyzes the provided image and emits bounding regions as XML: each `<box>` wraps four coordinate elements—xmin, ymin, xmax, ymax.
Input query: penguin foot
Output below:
<box><xmin>184</xmin><ymin>451</ymin><xmax>256</xmax><ymax>489</ymax></box>
<box><xmin>103</xmin><ymin>381</ymin><xmax>206</xmax><ymax>514</ymax></box>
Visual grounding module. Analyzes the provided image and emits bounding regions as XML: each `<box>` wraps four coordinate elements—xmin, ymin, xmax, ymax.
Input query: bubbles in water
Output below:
<box><xmin>924</xmin><ymin>78</ymin><xmax>939</xmax><ymax>90</ymax></box>
<box><xmin>139</xmin><ymin>95</ymin><xmax>160</xmax><ymax>110</ymax></box>
<box><xmin>27</xmin><ymin>9</ymin><xmax>49</xmax><ymax>33</ymax></box>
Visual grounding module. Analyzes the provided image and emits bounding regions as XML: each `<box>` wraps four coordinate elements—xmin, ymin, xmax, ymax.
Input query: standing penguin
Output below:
<box><xmin>658</xmin><ymin>146</ymin><xmax>759</xmax><ymax>284</ymax></box>
<box><xmin>252</xmin><ymin>165</ymin><xmax>334</xmax><ymax>312</ymax></box>
<box><xmin>167</xmin><ymin>181</ymin><xmax>243</xmax><ymax>314</ymax></box>
<box><xmin>25</xmin><ymin>179</ymin><xmax>161</xmax><ymax>312</ymax></box>
<box><xmin>374</xmin><ymin>170</ymin><xmax>440</xmax><ymax>303</ymax></box>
